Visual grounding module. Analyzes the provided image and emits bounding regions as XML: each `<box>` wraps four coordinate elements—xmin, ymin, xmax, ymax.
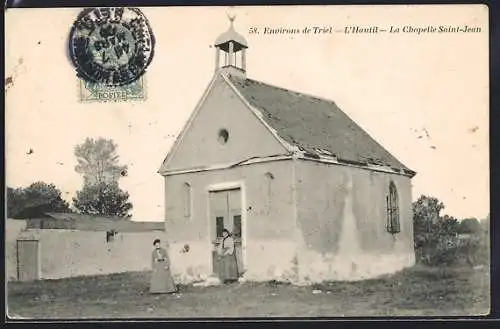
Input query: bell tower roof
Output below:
<box><xmin>213</xmin><ymin>14</ymin><xmax>248</xmax><ymax>78</ymax></box>
<box><xmin>214</xmin><ymin>15</ymin><xmax>248</xmax><ymax>51</ymax></box>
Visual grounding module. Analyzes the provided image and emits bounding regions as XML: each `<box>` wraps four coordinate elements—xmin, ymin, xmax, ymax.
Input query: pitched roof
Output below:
<box><xmin>227</xmin><ymin>75</ymin><xmax>414</xmax><ymax>175</ymax></box>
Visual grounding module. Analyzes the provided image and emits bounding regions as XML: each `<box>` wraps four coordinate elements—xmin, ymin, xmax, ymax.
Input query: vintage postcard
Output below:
<box><xmin>5</xmin><ymin>5</ymin><xmax>489</xmax><ymax>319</ymax></box>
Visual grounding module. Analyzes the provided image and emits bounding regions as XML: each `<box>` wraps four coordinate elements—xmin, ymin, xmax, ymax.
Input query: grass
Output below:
<box><xmin>7</xmin><ymin>264</ymin><xmax>490</xmax><ymax>319</ymax></box>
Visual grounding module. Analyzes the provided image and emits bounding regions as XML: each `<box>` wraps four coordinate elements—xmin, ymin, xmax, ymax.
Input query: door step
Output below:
<box><xmin>193</xmin><ymin>276</ymin><xmax>221</xmax><ymax>286</ymax></box>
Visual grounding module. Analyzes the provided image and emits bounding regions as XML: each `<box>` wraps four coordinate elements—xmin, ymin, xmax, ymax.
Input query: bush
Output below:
<box><xmin>457</xmin><ymin>232</ymin><xmax>489</xmax><ymax>266</ymax></box>
<box><xmin>412</xmin><ymin>196</ymin><xmax>489</xmax><ymax>267</ymax></box>
<box><xmin>415</xmin><ymin>231</ymin><xmax>460</xmax><ymax>266</ymax></box>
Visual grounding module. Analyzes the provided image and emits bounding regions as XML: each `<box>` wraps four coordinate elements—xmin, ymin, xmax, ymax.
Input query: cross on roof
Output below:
<box><xmin>227</xmin><ymin>13</ymin><xmax>236</xmax><ymax>26</ymax></box>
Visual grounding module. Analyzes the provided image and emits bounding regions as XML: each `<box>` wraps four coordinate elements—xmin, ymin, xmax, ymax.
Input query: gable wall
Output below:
<box><xmin>295</xmin><ymin>160</ymin><xmax>415</xmax><ymax>282</ymax></box>
<box><xmin>164</xmin><ymin>76</ymin><xmax>288</xmax><ymax>171</ymax></box>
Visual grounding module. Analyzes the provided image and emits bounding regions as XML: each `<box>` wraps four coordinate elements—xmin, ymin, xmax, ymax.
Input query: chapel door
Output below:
<box><xmin>17</xmin><ymin>240</ymin><xmax>40</xmax><ymax>281</ymax></box>
<box><xmin>209</xmin><ymin>188</ymin><xmax>244</xmax><ymax>276</ymax></box>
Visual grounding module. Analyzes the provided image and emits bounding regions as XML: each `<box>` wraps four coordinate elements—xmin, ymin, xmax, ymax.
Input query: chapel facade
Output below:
<box><xmin>159</xmin><ymin>18</ymin><xmax>416</xmax><ymax>283</ymax></box>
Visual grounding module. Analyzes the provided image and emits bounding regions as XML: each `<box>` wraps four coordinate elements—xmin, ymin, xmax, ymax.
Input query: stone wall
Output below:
<box><xmin>6</xmin><ymin>224</ymin><xmax>166</xmax><ymax>280</ymax></box>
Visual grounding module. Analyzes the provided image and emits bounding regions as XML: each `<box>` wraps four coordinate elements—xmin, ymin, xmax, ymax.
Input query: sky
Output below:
<box><xmin>5</xmin><ymin>5</ymin><xmax>489</xmax><ymax>221</ymax></box>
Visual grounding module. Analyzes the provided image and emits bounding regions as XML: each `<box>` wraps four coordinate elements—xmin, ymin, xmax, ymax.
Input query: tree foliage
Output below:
<box><xmin>413</xmin><ymin>195</ymin><xmax>489</xmax><ymax>267</ymax></box>
<box><xmin>72</xmin><ymin>182</ymin><xmax>132</xmax><ymax>218</ymax></box>
<box><xmin>458</xmin><ymin>218</ymin><xmax>482</xmax><ymax>234</ymax></box>
<box><xmin>413</xmin><ymin>195</ymin><xmax>444</xmax><ymax>228</ymax></box>
<box><xmin>73</xmin><ymin>137</ymin><xmax>132</xmax><ymax>218</ymax></box>
<box><xmin>74</xmin><ymin>137</ymin><xmax>127</xmax><ymax>186</ymax></box>
<box><xmin>7</xmin><ymin>182</ymin><xmax>71</xmax><ymax>219</ymax></box>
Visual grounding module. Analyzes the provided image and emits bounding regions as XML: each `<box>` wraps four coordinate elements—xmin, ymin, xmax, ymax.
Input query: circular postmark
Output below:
<box><xmin>69</xmin><ymin>7</ymin><xmax>155</xmax><ymax>87</ymax></box>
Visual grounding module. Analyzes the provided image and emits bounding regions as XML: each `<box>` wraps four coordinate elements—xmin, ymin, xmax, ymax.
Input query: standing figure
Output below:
<box><xmin>218</xmin><ymin>228</ymin><xmax>239</xmax><ymax>283</ymax></box>
<box><xmin>150</xmin><ymin>239</ymin><xmax>177</xmax><ymax>294</ymax></box>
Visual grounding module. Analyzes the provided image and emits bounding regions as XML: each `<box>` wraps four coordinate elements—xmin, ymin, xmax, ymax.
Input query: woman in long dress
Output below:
<box><xmin>150</xmin><ymin>239</ymin><xmax>177</xmax><ymax>294</ymax></box>
<box><xmin>218</xmin><ymin>229</ymin><xmax>239</xmax><ymax>283</ymax></box>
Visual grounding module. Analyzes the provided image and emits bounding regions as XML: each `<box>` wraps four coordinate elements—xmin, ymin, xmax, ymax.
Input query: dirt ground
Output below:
<box><xmin>7</xmin><ymin>265</ymin><xmax>490</xmax><ymax>319</ymax></box>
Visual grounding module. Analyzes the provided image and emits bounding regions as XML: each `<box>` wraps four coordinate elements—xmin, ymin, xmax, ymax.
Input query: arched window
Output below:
<box><xmin>386</xmin><ymin>181</ymin><xmax>400</xmax><ymax>234</ymax></box>
<box><xmin>183</xmin><ymin>183</ymin><xmax>192</xmax><ymax>220</ymax></box>
<box><xmin>264</xmin><ymin>172</ymin><xmax>274</xmax><ymax>213</ymax></box>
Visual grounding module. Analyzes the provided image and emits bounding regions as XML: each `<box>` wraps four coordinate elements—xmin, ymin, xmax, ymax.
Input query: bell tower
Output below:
<box><xmin>214</xmin><ymin>15</ymin><xmax>248</xmax><ymax>78</ymax></box>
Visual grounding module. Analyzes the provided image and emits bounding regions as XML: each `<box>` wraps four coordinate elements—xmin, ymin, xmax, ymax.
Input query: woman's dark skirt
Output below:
<box><xmin>219</xmin><ymin>253</ymin><xmax>239</xmax><ymax>283</ymax></box>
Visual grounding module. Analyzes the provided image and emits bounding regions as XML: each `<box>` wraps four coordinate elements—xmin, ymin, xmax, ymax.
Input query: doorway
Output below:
<box><xmin>17</xmin><ymin>239</ymin><xmax>40</xmax><ymax>281</ymax></box>
<box><xmin>209</xmin><ymin>188</ymin><xmax>244</xmax><ymax>276</ymax></box>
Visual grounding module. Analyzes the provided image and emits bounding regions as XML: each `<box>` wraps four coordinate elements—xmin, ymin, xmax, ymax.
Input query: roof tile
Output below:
<box><xmin>227</xmin><ymin>75</ymin><xmax>412</xmax><ymax>172</ymax></box>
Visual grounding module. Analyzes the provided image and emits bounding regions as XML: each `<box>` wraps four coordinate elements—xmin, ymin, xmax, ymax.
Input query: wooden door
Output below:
<box><xmin>209</xmin><ymin>188</ymin><xmax>244</xmax><ymax>276</ymax></box>
<box><xmin>17</xmin><ymin>240</ymin><xmax>40</xmax><ymax>281</ymax></box>
<box><xmin>228</xmin><ymin>190</ymin><xmax>244</xmax><ymax>275</ymax></box>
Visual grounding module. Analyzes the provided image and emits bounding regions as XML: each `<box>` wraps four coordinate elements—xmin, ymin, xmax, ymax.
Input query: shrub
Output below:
<box><xmin>412</xmin><ymin>196</ymin><xmax>489</xmax><ymax>267</ymax></box>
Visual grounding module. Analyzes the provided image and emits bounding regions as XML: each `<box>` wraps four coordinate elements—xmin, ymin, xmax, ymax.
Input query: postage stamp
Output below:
<box><xmin>68</xmin><ymin>7</ymin><xmax>155</xmax><ymax>101</ymax></box>
<box><xmin>78</xmin><ymin>75</ymin><xmax>146</xmax><ymax>102</ymax></box>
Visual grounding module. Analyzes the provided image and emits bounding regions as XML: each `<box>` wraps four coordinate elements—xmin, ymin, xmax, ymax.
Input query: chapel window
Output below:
<box><xmin>264</xmin><ymin>172</ymin><xmax>274</xmax><ymax>212</ymax></box>
<box><xmin>386</xmin><ymin>181</ymin><xmax>401</xmax><ymax>234</ymax></box>
<box><xmin>183</xmin><ymin>182</ymin><xmax>192</xmax><ymax>220</ymax></box>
